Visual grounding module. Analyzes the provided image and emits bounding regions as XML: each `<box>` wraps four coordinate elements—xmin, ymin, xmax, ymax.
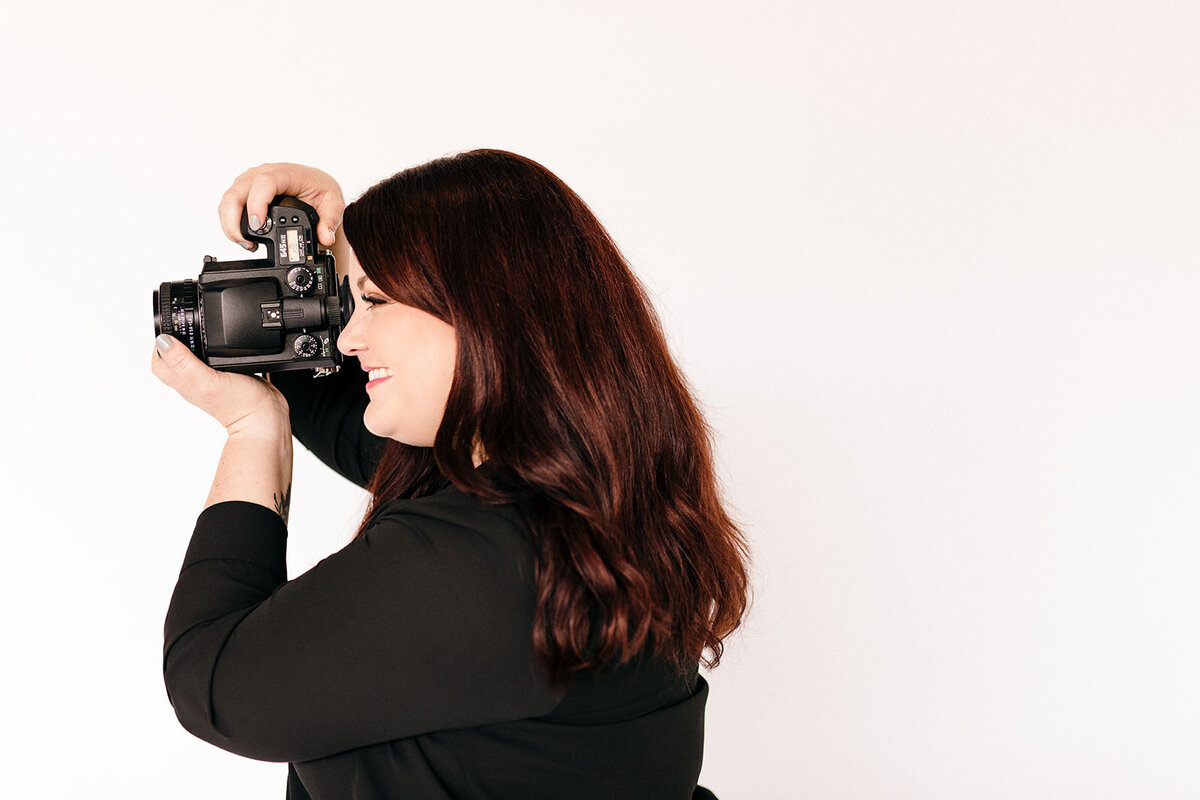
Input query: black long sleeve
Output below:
<box><xmin>163</xmin><ymin>497</ymin><xmax>563</xmax><ymax>763</ymax></box>
<box><xmin>269</xmin><ymin>356</ymin><xmax>387</xmax><ymax>488</ymax></box>
<box><xmin>163</xmin><ymin>361</ymin><xmax>709</xmax><ymax>800</ymax></box>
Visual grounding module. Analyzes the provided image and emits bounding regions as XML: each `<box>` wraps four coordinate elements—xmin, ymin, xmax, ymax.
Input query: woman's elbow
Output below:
<box><xmin>163</xmin><ymin>651</ymin><xmax>294</xmax><ymax>763</ymax></box>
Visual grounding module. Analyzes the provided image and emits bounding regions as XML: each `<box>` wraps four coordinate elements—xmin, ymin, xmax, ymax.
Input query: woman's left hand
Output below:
<box><xmin>151</xmin><ymin>334</ymin><xmax>290</xmax><ymax>434</ymax></box>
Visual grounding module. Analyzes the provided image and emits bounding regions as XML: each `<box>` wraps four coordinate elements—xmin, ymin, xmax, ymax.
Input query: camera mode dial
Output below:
<box><xmin>287</xmin><ymin>267</ymin><xmax>315</xmax><ymax>294</ymax></box>
<box><xmin>293</xmin><ymin>334</ymin><xmax>320</xmax><ymax>358</ymax></box>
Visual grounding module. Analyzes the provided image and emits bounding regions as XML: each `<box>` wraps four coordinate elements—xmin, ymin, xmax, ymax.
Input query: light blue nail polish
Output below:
<box><xmin>249</xmin><ymin>214</ymin><xmax>261</xmax><ymax>231</ymax></box>
<box><xmin>155</xmin><ymin>334</ymin><xmax>174</xmax><ymax>353</ymax></box>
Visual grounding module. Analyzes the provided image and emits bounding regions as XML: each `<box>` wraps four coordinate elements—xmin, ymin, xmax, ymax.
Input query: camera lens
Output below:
<box><xmin>154</xmin><ymin>280</ymin><xmax>205</xmax><ymax>358</ymax></box>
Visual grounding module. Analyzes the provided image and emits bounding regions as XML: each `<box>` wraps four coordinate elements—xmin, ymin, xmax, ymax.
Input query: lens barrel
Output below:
<box><xmin>154</xmin><ymin>280</ymin><xmax>204</xmax><ymax>357</ymax></box>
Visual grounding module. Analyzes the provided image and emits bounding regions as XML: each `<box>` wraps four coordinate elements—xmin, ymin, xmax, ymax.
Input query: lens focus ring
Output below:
<box><xmin>156</xmin><ymin>280</ymin><xmax>203</xmax><ymax>356</ymax></box>
<box><xmin>157</xmin><ymin>285</ymin><xmax>175</xmax><ymax>336</ymax></box>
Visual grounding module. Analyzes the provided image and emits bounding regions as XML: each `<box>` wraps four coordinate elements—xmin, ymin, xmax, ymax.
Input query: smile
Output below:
<box><xmin>366</xmin><ymin>367</ymin><xmax>394</xmax><ymax>389</ymax></box>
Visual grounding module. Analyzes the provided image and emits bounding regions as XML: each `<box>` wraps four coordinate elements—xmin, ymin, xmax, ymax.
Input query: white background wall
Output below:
<box><xmin>1</xmin><ymin>1</ymin><xmax>1197</xmax><ymax>797</ymax></box>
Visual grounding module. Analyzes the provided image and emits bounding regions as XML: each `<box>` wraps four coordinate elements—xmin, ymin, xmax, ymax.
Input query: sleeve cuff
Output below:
<box><xmin>181</xmin><ymin>500</ymin><xmax>288</xmax><ymax>578</ymax></box>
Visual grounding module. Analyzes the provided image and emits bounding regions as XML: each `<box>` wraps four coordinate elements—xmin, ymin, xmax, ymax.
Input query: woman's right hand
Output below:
<box><xmin>218</xmin><ymin>163</ymin><xmax>346</xmax><ymax>251</ymax></box>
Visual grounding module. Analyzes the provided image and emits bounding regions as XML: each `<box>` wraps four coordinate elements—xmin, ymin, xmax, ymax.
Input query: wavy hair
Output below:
<box><xmin>341</xmin><ymin>149</ymin><xmax>750</xmax><ymax>688</ymax></box>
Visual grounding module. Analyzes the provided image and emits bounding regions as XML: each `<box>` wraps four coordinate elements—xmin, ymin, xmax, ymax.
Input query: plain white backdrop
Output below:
<box><xmin>1</xmin><ymin>1</ymin><xmax>1197</xmax><ymax>797</ymax></box>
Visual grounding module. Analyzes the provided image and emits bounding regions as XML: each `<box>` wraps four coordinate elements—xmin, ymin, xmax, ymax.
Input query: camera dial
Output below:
<box><xmin>287</xmin><ymin>267</ymin><xmax>315</xmax><ymax>293</ymax></box>
<box><xmin>293</xmin><ymin>334</ymin><xmax>320</xmax><ymax>358</ymax></box>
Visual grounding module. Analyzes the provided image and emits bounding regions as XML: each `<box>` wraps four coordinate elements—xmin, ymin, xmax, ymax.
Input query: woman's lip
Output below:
<box><xmin>366</xmin><ymin>375</ymin><xmax>392</xmax><ymax>390</ymax></box>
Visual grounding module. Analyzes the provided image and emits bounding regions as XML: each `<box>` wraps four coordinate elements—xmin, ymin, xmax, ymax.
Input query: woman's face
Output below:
<box><xmin>336</xmin><ymin>247</ymin><xmax>457</xmax><ymax>447</ymax></box>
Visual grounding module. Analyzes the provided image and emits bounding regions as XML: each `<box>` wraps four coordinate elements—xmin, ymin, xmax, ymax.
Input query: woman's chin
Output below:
<box><xmin>362</xmin><ymin>410</ymin><xmax>385</xmax><ymax>439</ymax></box>
<box><xmin>363</xmin><ymin>414</ymin><xmax>433</xmax><ymax>447</ymax></box>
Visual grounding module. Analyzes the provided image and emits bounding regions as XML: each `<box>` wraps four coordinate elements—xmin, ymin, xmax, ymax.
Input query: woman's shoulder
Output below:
<box><xmin>362</xmin><ymin>479</ymin><xmax>538</xmax><ymax>572</ymax></box>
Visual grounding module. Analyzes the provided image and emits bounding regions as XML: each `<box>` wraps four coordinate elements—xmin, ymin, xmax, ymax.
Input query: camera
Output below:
<box><xmin>153</xmin><ymin>195</ymin><xmax>354</xmax><ymax>375</ymax></box>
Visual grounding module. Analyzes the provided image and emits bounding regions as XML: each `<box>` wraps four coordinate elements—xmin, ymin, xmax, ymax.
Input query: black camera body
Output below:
<box><xmin>154</xmin><ymin>196</ymin><xmax>354</xmax><ymax>375</ymax></box>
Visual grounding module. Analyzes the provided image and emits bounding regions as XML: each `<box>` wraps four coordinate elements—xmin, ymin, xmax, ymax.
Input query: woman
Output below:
<box><xmin>152</xmin><ymin>151</ymin><xmax>749</xmax><ymax>800</ymax></box>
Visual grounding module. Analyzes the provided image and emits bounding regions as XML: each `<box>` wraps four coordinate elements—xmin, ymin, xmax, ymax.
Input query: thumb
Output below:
<box><xmin>315</xmin><ymin>196</ymin><xmax>344</xmax><ymax>248</ymax></box>
<box><xmin>152</xmin><ymin>333</ymin><xmax>240</xmax><ymax>426</ymax></box>
<box><xmin>153</xmin><ymin>333</ymin><xmax>216</xmax><ymax>395</ymax></box>
<box><xmin>155</xmin><ymin>333</ymin><xmax>199</xmax><ymax>369</ymax></box>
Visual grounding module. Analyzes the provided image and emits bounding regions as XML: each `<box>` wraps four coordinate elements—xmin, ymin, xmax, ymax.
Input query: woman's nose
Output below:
<box><xmin>337</xmin><ymin>305</ymin><xmax>365</xmax><ymax>357</ymax></box>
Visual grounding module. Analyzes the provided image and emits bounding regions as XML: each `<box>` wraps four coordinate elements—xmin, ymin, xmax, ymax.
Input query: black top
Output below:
<box><xmin>162</xmin><ymin>357</ymin><xmax>708</xmax><ymax>800</ymax></box>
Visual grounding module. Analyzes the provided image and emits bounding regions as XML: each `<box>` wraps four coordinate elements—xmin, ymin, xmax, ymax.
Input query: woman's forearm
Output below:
<box><xmin>205</xmin><ymin>415</ymin><xmax>295</xmax><ymax>523</ymax></box>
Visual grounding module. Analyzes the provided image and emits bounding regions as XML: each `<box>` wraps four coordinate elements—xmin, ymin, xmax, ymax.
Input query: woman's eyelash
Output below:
<box><xmin>361</xmin><ymin>294</ymin><xmax>388</xmax><ymax>306</ymax></box>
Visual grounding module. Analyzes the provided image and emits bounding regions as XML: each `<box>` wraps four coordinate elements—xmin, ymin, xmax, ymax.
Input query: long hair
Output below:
<box><xmin>342</xmin><ymin>149</ymin><xmax>750</xmax><ymax>688</ymax></box>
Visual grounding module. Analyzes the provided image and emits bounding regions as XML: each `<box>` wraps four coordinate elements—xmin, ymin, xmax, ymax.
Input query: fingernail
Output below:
<box><xmin>241</xmin><ymin>241</ymin><xmax>254</xmax><ymax>250</ymax></box>
<box><xmin>249</xmin><ymin>214</ymin><xmax>261</xmax><ymax>231</ymax></box>
<box><xmin>155</xmin><ymin>334</ymin><xmax>174</xmax><ymax>353</ymax></box>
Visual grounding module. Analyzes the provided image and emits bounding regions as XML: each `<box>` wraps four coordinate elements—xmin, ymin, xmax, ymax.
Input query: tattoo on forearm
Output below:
<box><xmin>274</xmin><ymin>482</ymin><xmax>292</xmax><ymax>524</ymax></box>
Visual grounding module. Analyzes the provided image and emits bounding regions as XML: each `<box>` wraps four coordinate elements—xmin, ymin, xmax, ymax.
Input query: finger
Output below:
<box><xmin>154</xmin><ymin>332</ymin><xmax>229</xmax><ymax>408</ymax></box>
<box><xmin>245</xmin><ymin>172</ymin><xmax>283</xmax><ymax>240</ymax></box>
<box><xmin>152</xmin><ymin>333</ymin><xmax>186</xmax><ymax>379</ymax></box>
<box><xmin>218</xmin><ymin>168</ymin><xmax>264</xmax><ymax>250</ymax></box>
<box><xmin>154</xmin><ymin>333</ymin><xmax>203</xmax><ymax>385</ymax></box>
<box><xmin>314</xmin><ymin>192</ymin><xmax>345</xmax><ymax>247</ymax></box>
<box><xmin>265</xmin><ymin>163</ymin><xmax>342</xmax><ymax>246</ymax></box>
<box><xmin>151</xmin><ymin>337</ymin><xmax>174</xmax><ymax>383</ymax></box>
<box><xmin>150</xmin><ymin>340</ymin><xmax>183</xmax><ymax>390</ymax></box>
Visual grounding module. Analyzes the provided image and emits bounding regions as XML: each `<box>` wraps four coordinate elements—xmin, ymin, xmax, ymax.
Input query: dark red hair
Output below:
<box><xmin>342</xmin><ymin>149</ymin><xmax>750</xmax><ymax>688</ymax></box>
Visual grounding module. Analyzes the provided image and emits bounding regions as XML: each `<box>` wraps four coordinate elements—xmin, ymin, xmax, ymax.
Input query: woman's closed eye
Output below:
<box><xmin>362</xmin><ymin>294</ymin><xmax>389</xmax><ymax>306</ymax></box>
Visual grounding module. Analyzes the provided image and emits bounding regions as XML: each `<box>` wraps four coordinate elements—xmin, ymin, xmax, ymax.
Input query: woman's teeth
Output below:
<box><xmin>368</xmin><ymin>368</ymin><xmax>394</xmax><ymax>382</ymax></box>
